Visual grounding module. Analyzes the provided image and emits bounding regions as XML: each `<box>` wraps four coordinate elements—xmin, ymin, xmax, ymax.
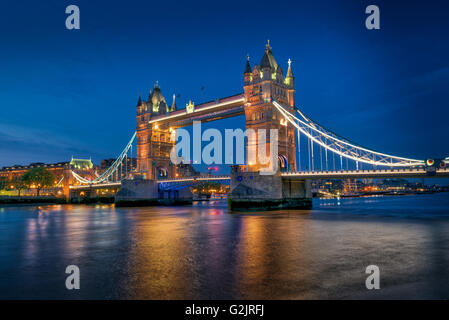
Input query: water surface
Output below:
<box><xmin>1</xmin><ymin>193</ymin><xmax>449</xmax><ymax>299</ymax></box>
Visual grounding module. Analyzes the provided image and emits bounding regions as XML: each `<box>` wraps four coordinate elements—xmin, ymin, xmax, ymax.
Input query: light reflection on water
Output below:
<box><xmin>0</xmin><ymin>193</ymin><xmax>449</xmax><ymax>299</ymax></box>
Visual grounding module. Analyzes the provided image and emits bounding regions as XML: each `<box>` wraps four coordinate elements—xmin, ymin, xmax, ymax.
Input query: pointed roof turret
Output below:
<box><xmin>286</xmin><ymin>58</ymin><xmax>294</xmax><ymax>78</ymax></box>
<box><xmin>285</xmin><ymin>58</ymin><xmax>294</xmax><ymax>86</ymax></box>
<box><xmin>151</xmin><ymin>81</ymin><xmax>166</xmax><ymax>106</ymax></box>
<box><xmin>136</xmin><ymin>93</ymin><xmax>142</xmax><ymax>106</ymax></box>
<box><xmin>244</xmin><ymin>55</ymin><xmax>252</xmax><ymax>74</ymax></box>
<box><xmin>260</xmin><ymin>40</ymin><xmax>278</xmax><ymax>70</ymax></box>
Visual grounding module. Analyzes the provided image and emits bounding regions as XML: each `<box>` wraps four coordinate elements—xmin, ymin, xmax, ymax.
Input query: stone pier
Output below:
<box><xmin>158</xmin><ymin>187</ymin><xmax>193</xmax><ymax>206</ymax></box>
<box><xmin>115</xmin><ymin>179</ymin><xmax>193</xmax><ymax>206</ymax></box>
<box><xmin>115</xmin><ymin>179</ymin><xmax>159</xmax><ymax>206</ymax></box>
<box><xmin>229</xmin><ymin>168</ymin><xmax>312</xmax><ymax>211</ymax></box>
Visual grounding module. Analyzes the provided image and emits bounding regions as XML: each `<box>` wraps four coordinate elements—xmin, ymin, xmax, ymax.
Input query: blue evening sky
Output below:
<box><xmin>0</xmin><ymin>0</ymin><xmax>448</xmax><ymax>174</ymax></box>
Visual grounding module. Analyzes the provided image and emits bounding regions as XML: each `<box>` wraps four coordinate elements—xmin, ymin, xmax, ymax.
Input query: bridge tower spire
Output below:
<box><xmin>243</xmin><ymin>43</ymin><xmax>297</xmax><ymax>172</ymax></box>
<box><xmin>286</xmin><ymin>58</ymin><xmax>295</xmax><ymax>107</ymax></box>
<box><xmin>171</xmin><ymin>94</ymin><xmax>177</xmax><ymax>112</ymax></box>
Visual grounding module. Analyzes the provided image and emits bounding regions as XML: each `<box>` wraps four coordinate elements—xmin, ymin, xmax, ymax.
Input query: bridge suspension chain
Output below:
<box><xmin>71</xmin><ymin>132</ymin><xmax>137</xmax><ymax>185</ymax></box>
<box><xmin>71</xmin><ymin>170</ymin><xmax>92</xmax><ymax>184</ymax></box>
<box><xmin>272</xmin><ymin>100</ymin><xmax>425</xmax><ymax>168</ymax></box>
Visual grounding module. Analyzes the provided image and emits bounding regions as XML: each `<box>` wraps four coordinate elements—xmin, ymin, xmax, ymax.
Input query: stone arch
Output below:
<box><xmin>278</xmin><ymin>154</ymin><xmax>288</xmax><ymax>172</ymax></box>
<box><xmin>157</xmin><ymin>167</ymin><xmax>168</xmax><ymax>178</ymax></box>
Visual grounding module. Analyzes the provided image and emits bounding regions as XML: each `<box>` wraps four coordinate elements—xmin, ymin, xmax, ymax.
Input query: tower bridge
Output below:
<box><xmin>69</xmin><ymin>42</ymin><xmax>449</xmax><ymax>210</ymax></box>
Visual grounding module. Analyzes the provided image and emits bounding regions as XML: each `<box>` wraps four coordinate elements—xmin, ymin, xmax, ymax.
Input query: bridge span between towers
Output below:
<box><xmin>157</xmin><ymin>167</ymin><xmax>449</xmax><ymax>185</ymax></box>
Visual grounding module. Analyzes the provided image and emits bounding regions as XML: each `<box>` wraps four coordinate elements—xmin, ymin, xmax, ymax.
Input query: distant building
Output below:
<box><xmin>379</xmin><ymin>178</ymin><xmax>408</xmax><ymax>191</ymax></box>
<box><xmin>176</xmin><ymin>163</ymin><xmax>199</xmax><ymax>177</ymax></box>
<box><xmin>0</xmin><ymin>158</ymin><xmax>95</xmax><ymax>191</ymax></box>
<box><xmin>101</xmin><ymin>158</ymin><xmax>136</xmax><ymax>171</ymax></box>
<box><xmin>70</xmin><ymin>158</ymin><xmax>94</xmax><ymax>170</ymax></box>
<box><xmin>0</xmin><ymin>162</ymin><xmax>68</xmax><ymax>186</ymax></box>
<box><xmin>100</xmin><ymin>157</ymin><xmax>136</xmax><ymax>180</ymax></box>
<box><xmin>101</xmin><ymin>158</ymin><xmax>115</xmax><ymax>170</ymax></box>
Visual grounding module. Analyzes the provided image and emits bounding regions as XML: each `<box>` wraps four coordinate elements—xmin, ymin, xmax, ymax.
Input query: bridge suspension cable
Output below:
<box><xmin>71</xmin><ymin>132</ymin><xmax>137</xmax><ymax>184</ymax></box>
<box><xmin>272</xmin><ymin>100</ymin><xmax>425</xmax><ymax>168</ymax></box>
<box><xmin>55</xmin><ymin>176</ymin><xmax>64</xmax><ymax>187</ymax></box>
<box><xmin>71</xmin><ymin>170</ymin><xmax>92</xmax><ymax>184</ymax></box>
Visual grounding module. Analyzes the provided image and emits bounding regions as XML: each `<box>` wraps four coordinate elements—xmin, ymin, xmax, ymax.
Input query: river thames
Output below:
<box><xmin>1</xmin><ymin>193</ymin><xmax>449</xmax><ymax>299</ymax></box>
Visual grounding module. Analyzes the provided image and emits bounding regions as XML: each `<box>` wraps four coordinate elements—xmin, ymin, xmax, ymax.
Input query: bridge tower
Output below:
<box><xmin>243</xmin><ymin>42</ymin><xmax>296</xmax><ymax>172</ymax></box>
<box><xmin>136</xmin><ymin>82</ymin><xmax>177</xmax><ymax>180</ymax></box>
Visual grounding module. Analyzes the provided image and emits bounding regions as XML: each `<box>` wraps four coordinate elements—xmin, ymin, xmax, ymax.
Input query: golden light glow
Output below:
<box><xmin>186</xmin><ymin>100</ymin><xmax>195</xmax><ymax>114</ymax></box>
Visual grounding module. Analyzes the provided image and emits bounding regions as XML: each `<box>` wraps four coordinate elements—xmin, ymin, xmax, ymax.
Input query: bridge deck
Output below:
<box><xmin>69</xmin><ymin>182</ymin><xmax>122</xmax><ymax>190</ymax></box>
<box><xmin>282</xmin><ymin>168</ymin><xmax>449</xmax><ymax>179</ymax></box>
<box><xmin>69</xmin><ymin>168</ymin><xmax>449</xmax><ymax>190</ymax></box>
<box><xmin>157</xmin><ymin>176</ymin><xmax>230</xmax><ymax>183</ymax></box>
<box><xmin>159</xmin><ymin>168</ymin><xmax>449</xmax><ymax>183</ymax></box>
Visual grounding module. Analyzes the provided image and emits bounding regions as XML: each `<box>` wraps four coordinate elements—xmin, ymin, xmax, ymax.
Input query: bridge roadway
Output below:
<box><xmin>69</xmin><ymin>167</ymin><xmax>449</xmax><ymax>190</ymax></box>
<box><xmin>158</xmin><ymin>167</ymin><xmax>449</xmax><ymax>183</ymax></box>
<box><xmin>281</xmin><ymin>167</ymin><xmax>449</xmax><ymax>179</ymax></box>
<box><xmin>69</xmin><ymin>182</ymin><xmax>122</xmax><ymax>190</ymax></box>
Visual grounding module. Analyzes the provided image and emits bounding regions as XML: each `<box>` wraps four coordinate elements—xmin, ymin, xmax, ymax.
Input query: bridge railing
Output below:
<box><xmin>281</xmin><ymin>167</ymin><xmax>449</xmax><ymax>177</ymax></box>
<box><xmin>157</xmin><ymin>175</ymin><xmax>231</xmax><ymax>183</ymax></box>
